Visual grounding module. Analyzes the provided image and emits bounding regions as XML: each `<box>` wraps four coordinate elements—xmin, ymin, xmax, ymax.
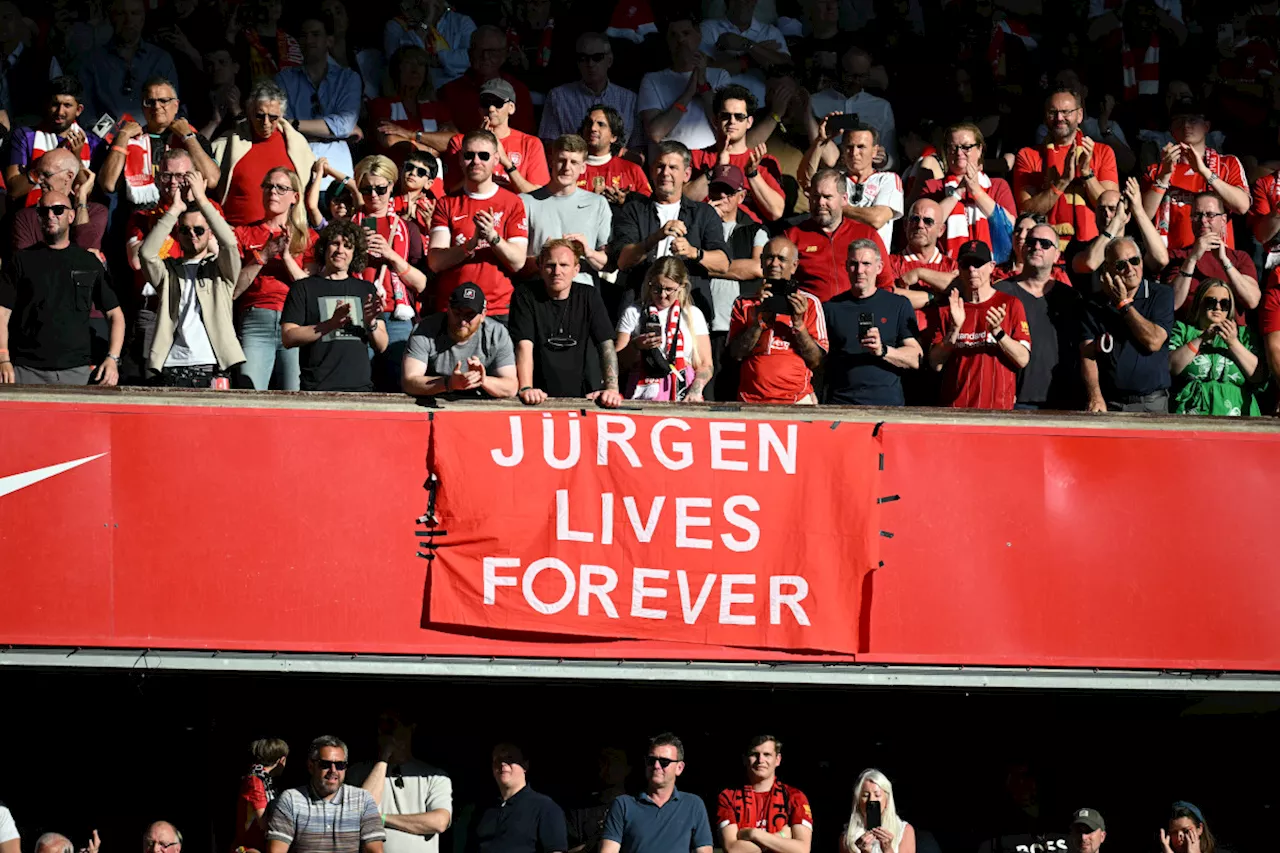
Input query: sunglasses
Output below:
<box><xmin>908</xmin><ymin>215</ymin><xmax>935</xmax><ymax>226</ymax></box>
<box><xmin>463</xmin><ymin>150</ymin><xmax>493</xmax><ymax>162</ymax></box>
<box><xmin>122</xmin><ymin>68</ymin><xmax>134</xmax><ymax>97</ymax></box>
<box><xmin>1190</xmin><ymin>211</ymin><xmax>1226</xmax><ymax>221</ymax></box>
<box><xmin>179</xmin><ymin>225</ymin><xmax>207</xmax><ymax>236</ymax></box>
<box><xmin>645</xmin><ymin>755</ymin><xmax>678</xmax><ymax>768</ymax></box>
<box><xmin>311</xmin><ymin>93</ymin><xmax>323</xmax><ymax>114</ymax></box>
<box><xmin>577</xmin><ymin>52</ymin><xmax>609</xmax><ymax>63</ymax></box>
<box><xmin>958</xmin><ymin>259</ymin><xmax>986</xmax><ymax>270</ymax></box>
<box><xmin>479</xmin><ymin>96</ymin><xmax>508</xmax><ymax>110</ymax></box>
<box><xmin>718</xmin><ymin>111</ymin><xmax>749</xmax><ymax>123</ymax></box>
<box><xmin>405</xmin><ymin>164</ymin><xmax>433</xmax><ymax>178</ymax></box>
<box><xmin>143</xmin><ymin>96</ymin><xmax>177</xmax><ymax>109</ymax></box>
<box><xmin>263</xmin><ymin>183</ymin><xmax>295</xmax><ymax>194</ymax></box>
<box><xmin>361</xmin><ymin>183</ymin><xmax>391</xmax><ymax>196</ymax></box>
<box><xmin>1203</xmin><ymin>297</ymin><xmax>1232</xmax><ymax>311</ymax></box>
<box><xmin>1025</xmin><ymin>236</ymin><xmax>1056</xmax><ymax>250</ymax></box>
<box><xmin>37</xmin><ymin>204</ymin><xmax>69</xmax><ymax>216</ymax></box>
<box><xmin>253</xmin><ymin>112</ymin><xmax>281</xmax><ymax>123</ymax></box>
<box><xmin>1111</xmin><ymin>256</ymin><xmax>1142</xmax><ymax>271</ymax></box>
<box><xmin>316</xmin><ymin>759</ymin><xmax>347</xmax><ymax>770</ymax></box>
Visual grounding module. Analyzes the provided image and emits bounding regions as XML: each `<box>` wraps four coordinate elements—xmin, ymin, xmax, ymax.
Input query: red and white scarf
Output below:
<box><xmin>243</xmin><ymin>28</ymin><xmax>302</xmax><ymax>80</ymax></box>
<box><xmin>352</xmin><ymin>212</ymin><xmax>415</xmax><ymax>320</ymax></box>
<box><xmin>940</xmin><ymin>172</ymin><xmax>995</xmax><ymax>258</ymax></box>
<box><xmin>26</xmin><ymin>126</ymin><xmax>92</xmax><ymax>207</ymax></box>
<box><xmin>635</xmin><ymin>303</ymin><xmax>688</xmax><ymax>401</ymax></box>
<box><xmin>1152</xmin><ymin>146</ymin><xmax>1223</xmax><ymax>246</ymax></box>
<box><xmin>1121</xmin><ymin>34</ymin><xmax>1160</xmax><ymax>100</ymax></box>
<box><xmin>392</xmin><ymin>193</ymin><xmax>435</xmax><ymax>232</ymax></box>
<box><xmin>118</xmin><ymin>119</ymin><xmax>161</xmax><ymax>207</ymax></box>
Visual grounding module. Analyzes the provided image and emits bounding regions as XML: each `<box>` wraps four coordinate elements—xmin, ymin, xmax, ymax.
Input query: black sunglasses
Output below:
<box><xmin>361</xmin><ymin>184</ymin><xmax>391</xmax><ymax>196</ymax></box>
<box><xmin>645</xmin><ymin>755</ymin><xmax>678</xmax><ymax>768</ymax></box>
<box><xmin>122</xmin><ymin>68</ymin><xmax>134</xmax><ymax>97</ymax></box>
<box><xmin>1111</xmin><ymin>256</ymin><xmax>1142</xmax><ymax>271</ymax></box>
<box><xmin>37</xmin><ymin>204</ymin><xmax>69</xmax><ymax>216</ymax></box>
<box><xmin>311</xmin><ymin>93</ymin><xmax>323</xmax><ymax>114</ymax></box>
<box><xmin>179</xmin><ymin>225</ymin><xmax>207</xmax><ymax>236</ymax></box>
<box><xmin>316</xmin><ymin>759</ymin><xmax>347</xmax><ymax>770</ymax></box>
<box><xmin>718</xmin><ymin>111</ymin><xmax>749</xmax><ymax>123</ymax></box>
<box><xmin>463</xmin><ymin>150</ymin><xmax>492</xmax><ymax>162</ymax></box>
<box><xmin>577</xmin><ymin>52</ymin><xmax>609</xmax><ymax>63</ymax></box>
<box><xmin>405</xmin><ymin>164</ymin><xmax>433</xmax><ymax>178</ymax></box>
<box><xmin>1025</xmin><ymin>236</ymin><xmax>1056</xmax><ymax>250</ymax></box>
<box><xmin>908</xmin><ymin>215</ymin><xmax>935</xmax><ymax>226</ymax></box>
<box><xmin>958</xmin><ymin>259</ymin><xmax>986</xmax><ymax>270</ymax></box>
<box><xmin>479</xmin><ymin>96</ymin><xmax>508</xmax><ymax>110</ymax></box>
<box><xmin>1203</xmin><ymin>297</ymin><xmax>1232</xmax><ymax>311</ymax></box>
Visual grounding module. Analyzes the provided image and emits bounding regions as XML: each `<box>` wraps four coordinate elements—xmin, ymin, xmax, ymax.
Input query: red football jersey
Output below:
<box><xmin>1142</xmin><ymin>151</ymin><xmax>1245</xmax><ymax>249</ymax></box>
<box><xmin>234</xmin><ymin>222</ymin><xmax>317</xmax><ymax>312</ymax></box>
<box><xmin>578</xmin><ymin>155</ymin><xmax>652</xmax><ymax>196</ymax></box>
<box><xmin>1260</xmin><ymin>268</ymin><xmax>1280</xmax><ymax>335</ymax></box>
<box><xmin>888</xmin><ymin>248</ymin><xmax>957</xmax><ymax>344</ymax></box>
<box><xmin>784</xmin><ymin>218</ymin><xmax>894</xmax><ymax>301</ymax></box>
<box><xmin>932</xmin><ymin>290</ymin><xmax>1031</xmax><ymax>410</ymax></box>
<box><xmin>429</xmin><ymin>186</ymin><xmax>529</xmax><ymax>315</ymax></box>
<box><xmin>447</xmin><ymin>130</ymin><xmax>550</xmax><ymax>190</ymax></box>
<box><xmin>728</xmin><ymin>291</ymin><xmax>828</xmax><ymax>403</ymax></box>
<box><xmin>716</xmin><ymin>782</ymin><xmax>813</xmax><ymax>834</ymax></box>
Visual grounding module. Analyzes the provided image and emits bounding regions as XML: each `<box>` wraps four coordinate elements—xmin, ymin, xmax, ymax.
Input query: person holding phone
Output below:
<box><xmin>1166</xmin><ymin>281</ymin><xmax>1264</xmax><ymax>416</ymax></box>
<box><xmin>615</xmin><ymin>257</ymin><xmax>713</xmax><ymax>401</ymax></box>
<box><xmin>840</xmin><ymin>770</ymin><xmax>914</xmax><ymax>853</ymax></box>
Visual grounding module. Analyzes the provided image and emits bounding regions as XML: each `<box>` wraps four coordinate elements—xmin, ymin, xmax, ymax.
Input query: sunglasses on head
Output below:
<box><xmin>316</xmin><ymin>759</ymin><xmax>347</xmax><ymax>771</ymax></box>
<box><xmin>1111</xmin><ymin>256</ymin><xmax>1142</xmax><ymax>271</ymax></box>
<box><xmin>463</xmin><ymin>150</ymin><xmax>492</xmax><ymax>162</ymax></box>
<box><xmin>718</xmin><ymin>111</ymin><xmax>749</xmax><ymax>123</ymax></box>
<box><xmin>37</xmin><ymin>204</ymin><xmax>69</xmax><ymax>216</ymax></box>
<box><xmin>1025</xmin><ymin>236</ymin><xmax>1056</xmax><ymax>250</ymax></box>
<box><xmin>1203</xmin><ymin>297</ymin><xmax>1232</xmax><ymax>311</ymax></box>
<box><xmin>908</xmin><ymin>215</ymin><xmax>935</xmax><ymax>226</ymax></box>
<box><xmin>645</xmin><ymin>755</ymin><xmax>678</xmax><ymax>768</ymax></box>
<box><xmin>361</xmin><ymin>183</ymin><xmax>391</xmax><ymax>196</ymax></box>
<box><xmin>179</xmin><ymin>225</ymin><xmax>207</xmax><ymax>237</ymax></box>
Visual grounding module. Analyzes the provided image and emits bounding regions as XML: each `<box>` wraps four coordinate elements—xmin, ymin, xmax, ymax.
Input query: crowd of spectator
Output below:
<box><xmin>0</xmin><ymin>728</ymin><xmax>1234</xmax><ymax>853</ymax></box>
<box><xmin>0</xmin><ymin>0</ymin><xmax>1278</xmax><ymax>414</ymax></box>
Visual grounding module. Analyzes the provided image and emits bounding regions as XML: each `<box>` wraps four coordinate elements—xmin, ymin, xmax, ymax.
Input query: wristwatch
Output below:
<box><xmin>943</xmin><ymin>184</ymin><xmax>960</xmax><ymax>199</ymax></box>
<box><xmin>695</xmin><ymin>247</ymin><xmax>705</xmax><ymax>263</ymax></box>
<box><xmin>992</xmin><ymin>328</ymin><xmax>1006</xmax><ymax>342</ymax></box>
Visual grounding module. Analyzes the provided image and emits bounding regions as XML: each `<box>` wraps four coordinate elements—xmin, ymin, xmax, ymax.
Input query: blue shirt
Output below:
<box><xmin>78</xmin><ymin>40</ymin><xmax>179</xmax><ymax>123</ymax></box>
<box><xmin>1081</xmin><ymin>277</ymin><xmax>1174</xmax><ymax>399</ymax></box>
<box><xmin>601</xmin><ymin>788</ymin><xmax>713</xmax><ymax>853</ymax></box>
<box><xmin>277</xmin><ymin>58</ymin><xmax>362</xmax><ymax>189</ymax></box>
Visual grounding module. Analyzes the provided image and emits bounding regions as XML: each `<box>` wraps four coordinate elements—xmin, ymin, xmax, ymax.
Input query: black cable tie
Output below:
<box><xmin>829</xmin><ymin>421</ymin><xmax>841</xmax><ymax>430</ymax></box>
<box><xmin>415</xmin><ymin>530</ymin><xmax>450</xmax><ymax>537</ymax></box>
<box><xmin>876</xmin><ymin>495</ymin><xmax>900</xmax><ymax>504</ymax></box>
<box><xmin>580</xmin><ymin>408</ymin><xmax>588</xmax><ymax>417</ymax></box>
<box><xmin>428</xmin><ymin>410</ymin><xmax>434</xmax><ymax>421</ymax></box>
<box><xmin>879</xmin><ymin>530</ymin><xmax>894</xmax><ymax>539</ymax></box>
<box><xmin>872</xmin><ymin>421</ymin><xmax>885</xmax><ymax>437</ymax></box>
<box><xmin>878</xmin><ymin>452</ymin><xmax>885</xmax><ymax>471</ymax></box>
<box><xmin>878</xmin><ymin>560</ymin><xmax>885</xmax><ymax>568</ymax></box>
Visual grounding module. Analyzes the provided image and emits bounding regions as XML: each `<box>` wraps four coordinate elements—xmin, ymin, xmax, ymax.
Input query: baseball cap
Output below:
<box><xmin>957</xmin><ymin>240</ymin><xmax>992</xmax><ymax>266</ymax></box>
<box><xmin>708</xmin><ymin>164</ymin><xmax>745</xmax><ymax>193</ymax></box>
<box><xmin>1169</xmin><ymin>98</ymin><xmax>1207</xmax><ymax>121</ymax></box>
<box><xmin>479</xmin><ymin>78</ymin><xmax>517</xmax><ymax>104</ymax></box>
<box><xmin>449</xmin><ymin>283</ymin><xmax>486</xmax><ymax>314</ymax></box>
<box><xmin>1071</xmin><ymin>809</ymin><xmax>1105</xmax><ymax>833</ymax></box>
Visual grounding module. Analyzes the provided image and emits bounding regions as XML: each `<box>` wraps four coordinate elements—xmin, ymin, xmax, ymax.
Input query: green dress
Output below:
<box><xmin>1167</xmin><ymin>322</ymin><xmax>1262</xmax><ymax>416</ymax></box>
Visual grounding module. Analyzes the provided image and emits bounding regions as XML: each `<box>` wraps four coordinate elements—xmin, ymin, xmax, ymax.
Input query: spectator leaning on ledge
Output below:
<box><xmin>267</xmin><ymin>735</ymin><xmax>386</xmax><ymax>853</ymax></box>
<box><xmin>401</xmin><ymin>283</ymin><xmax>518</xmax><ymax>400</ymax></box>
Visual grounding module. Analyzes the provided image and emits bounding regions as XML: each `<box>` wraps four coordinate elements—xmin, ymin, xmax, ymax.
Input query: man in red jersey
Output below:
<box><xmin>784</xmin><ymin>167</ymin><xmax>891</xmax><ymax>301</ymax></box>
<box><xmin>929</xmin><ymin>240</ymin><xmax>1031</xmax><ymax>409</ymax></box>
<box><xmin>716</xmin><ymin>736</ymin><xmax>813</xmax><ymax>853</ymax></box>
<box><xmin>890</xmin><ymin>198</ymin><xmax>957</xmax><ymax>342</ymax></box>
<box><xmin>577</xmin><ymin>105</ymin><xmax>650</xmax><ymax>204</ymax></box>
<box><xmin>438</xmin><ymin>25</ymin><xmax>535</xmax><ymax>134</ymax></box>
<box><xmin>445</xmin><ymin>79</ymin><xmax>549</xmax><ymax>194</ymax></box>
<box><xmin>428</xmin><ymin>130</ymin><xmax>528</xmax><ymax>322</ymax></box>
<box><xmin>685</xmin><ymin>84</ymin><xmax>785</xmax><ymax>223</ymax></box>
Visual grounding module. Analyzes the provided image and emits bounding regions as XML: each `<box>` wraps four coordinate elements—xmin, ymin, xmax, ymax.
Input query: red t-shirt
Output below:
<box><xmin>234</xmin><ymin>222</ymin><xmax>317</xmax><ymax>312</ymax></box>
<box><xmin>716</xmin><ymin>782</ymin><xmax>813</xmax><ymax>834</ymax></box>
<box><xmin>1248</xmin><ymin>171</ymin><xmax>1280</xmax><ymax>265</ymax></box>
<box><xmin>1142</xmin><ymin>151</ymin><xmax>1246</xmax><ymax>249</ymax></box>
<box><xmin>1163</xmin><ymin>247</ymin><xmax>1257</xmax><ymax>319</ymax></box>
<box><xmin>888</xmin><ymin>248</ymin><xmax>957</xmax><ymax>344</ymax></box>
<box><xmin>446</xmin><ymin>130</ymin><xmax>550</xmax><ymax>190</ymax></box>
<box><xmin>728</xmin><ymin>291</ymin><xmax>828</xmax><ymax>403</ymax></box>
<box><xmin>429</xmin><ymin>187</ymin><xmax>529</xmax><ymax>315</ymax></box>
<box><xmin>222</xmin><ymin>132</ymin><xmax>293</xmax><ymax>226</ymax></box>
<box><xmin>783</xmin><ymin>218</ymin><xmax>893</xmax><ymax>302</ymax></box>
<box><xmin>932</xmin><ymin>290</ymin><xmax>1031</xmax><ymax>410</ymax></box>
<box><xmin>690</xmin><ymin>148</ymin><xmax>785</xmax><ymax>223</ymax></box>
<box><xmin>234</xmin><ymin>774</ymin><xmax>268</xmax><ymax>850</ymax></box>
<box><xmin>1012</xmin><ymin>136</ymin><xmax>1118</xmax><ymax>245</ymax></box>
<box><xmin>1260</xmin><ymin>268</ymin><xmax>1280</xmax><ymax>335</ymax></box>
<box><xmin>368</xmin><ymin>97</ymin><xmax>454</xmax><ymax>151</ymax></box>
<box><xmin>578</xmin><ymin>155</ymin><xmax>652</xmax><ymax>196</ymax></box>
<box><xmin>439</xmin><ymin>71</ymin><xmax>535</xmax><ymax>134</ymax></box>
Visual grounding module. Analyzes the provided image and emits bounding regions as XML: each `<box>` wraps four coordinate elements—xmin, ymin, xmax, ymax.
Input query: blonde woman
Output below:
<box><xmin>841</xmin><ymin>769</ymin><xmax>916</xmax><ymax>853</ymax></box>
<box><xmin>615</xmin><ymin>257</ymin><xmax>713</xmax><ymax>401</ymax></box>
<box><xmin>233</xmin><ymin>166</ymin><xmax>317</xmax><ymax>390</ymax></box>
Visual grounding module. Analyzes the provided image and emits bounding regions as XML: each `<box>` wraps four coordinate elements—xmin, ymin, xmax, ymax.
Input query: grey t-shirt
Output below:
<box><xmin>522</xmin><ymin>186</ymin><xmax>612</xmax><ymax>284</ymax></box>
<box><xmin>404</xmin><ymin>314</ymin><xmax>515</xmax><ymax>398</ymax></box>
<box><xmin>708</xmin><ymin>219</ymin><xmax>768</xmax><ymax>332</ymax></box>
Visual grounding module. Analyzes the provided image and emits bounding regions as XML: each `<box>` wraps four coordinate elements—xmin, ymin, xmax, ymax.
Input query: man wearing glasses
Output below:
<box><xmin>267</xmin><ymin>736</ymin><xmax>386</xmax><ymax>853</ymax></box>
<box><xmin>685</xmin><ymin>84</ymin><xmax>785</xmax><ymax>224</ymax></box>
<box><xmin>439</xmin><ymin>26</ymin><xmax>534</xmax><ymax>134</ymax></box>
<box><xmin>599</xmin><ymin>733</ymin><xmax>713</xmax><ymax>853</ymax></box>
<box><xmin>473</xmin><ymin>744</ymin><xmax>567</xmax><ymax>853</ymax></box>
<box><xmin>142</xmin><ymin>822</ymin><xmax>182</xmax><ymax>853</ymax></box>
<box><xmin>539</xmin><ymin>33</ymin><xmax>638</xmax><ymax>146</ymax></box>
<box><xmin>1080</xmin><ymin>237</ymin><xmax>1173</xmax><ymax>413</ymax></box>
<box><xmin>1163</xmin><ymin>193</ymin><xmax>1259</xmax><ymax>320</ymax></box>
<box><xmin>445</xmin><ymin>79</ymin><xmax>548</xmax><ymax>195</ymax></box>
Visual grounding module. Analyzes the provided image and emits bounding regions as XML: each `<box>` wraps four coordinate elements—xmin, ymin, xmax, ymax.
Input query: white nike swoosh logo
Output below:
<box><xmin>452</xmin><ymin>215</ymin><xmax>467</xmax><ymax>221</ymax></box>
<box><xmin>0</xmin><ymin>453</ymin><xmax>108</xmax><ymax>499</ymax></box>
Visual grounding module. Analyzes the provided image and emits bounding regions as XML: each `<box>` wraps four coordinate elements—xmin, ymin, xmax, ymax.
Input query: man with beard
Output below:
<box><xmin>402</xmin><ymin>282</ymin><xmax>517</xmax><ymax>399</ymax></box>
<box><xmin>267</xmin><ymin>735</ymin><xmax>386</xmax><ymax>853</ymax></box>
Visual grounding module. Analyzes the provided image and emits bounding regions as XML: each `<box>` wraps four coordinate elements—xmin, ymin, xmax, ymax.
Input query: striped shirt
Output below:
<box><xmin>267</xmin><ymin>784</ymin><xmax>387</xmax><ymax>853</ymax></box>
<box><xmin>538</xmin><ymin>80</ymin><xmax>639</xmax><ymax>146</ymax></box>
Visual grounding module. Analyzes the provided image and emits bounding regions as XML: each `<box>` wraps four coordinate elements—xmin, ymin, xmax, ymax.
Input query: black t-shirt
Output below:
<box><xmin>472</xmin><ymin>786</ymin><xmax>568</xmax><ymax>853</ymax></box>
<box><xmin>1080</xmin><ymin>278</ymin><xmax>1174</xmax><ymax>399</ymax></box>
<box><xmin>823</xmin><ymin>288</ymin><xmax>918</xmax><ymax>406</ymax></box>
<box><xmin>994</xmin><ymin>279</ymin><xmax>1084</xmax><ymax>408</ymax></box>
<box><xmin>0</xmin><ymin>244</ymin><xmax>119</xmax><ymax>370</ymax></box>
<box><xmin>508</xmin><ymin>282</ymin><xmax>615</xmax><ymax>398</ymax></box>
<box><xmin>280</xmin><ymin>275</ymin><xmax>379</xmax><ymax>392</ymax></box>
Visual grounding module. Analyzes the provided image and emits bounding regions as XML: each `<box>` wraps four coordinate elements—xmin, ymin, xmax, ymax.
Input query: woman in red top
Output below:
<box><xmin>371</xmin><ymin>47</ymin><xmax>458</xmax><ymax>156</ymax></box>
<box><xmin>233</xmin><ymin>166</ymin><xmax>317</xmax><ymax>391</ymax></box>
<box><xmin>350</xmin><ymin>155</ymin><xmax>429</xmax><ymax>389</ymax></box>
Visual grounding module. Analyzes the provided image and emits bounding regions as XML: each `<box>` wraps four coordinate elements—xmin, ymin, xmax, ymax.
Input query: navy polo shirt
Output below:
<box><xmin>474</xmin><ymin>786</ymin><xmax>568</xmax><ymax>853</ymax></box>
<box><xmin>1080</xmin><ymin>278</ymin><xmax>1174</xmax><ymax>399</ymax></box>
<box><xmin>601</xmin><ymin>787</ymin><xmax>714</xmax><ymax>853</ymax></box>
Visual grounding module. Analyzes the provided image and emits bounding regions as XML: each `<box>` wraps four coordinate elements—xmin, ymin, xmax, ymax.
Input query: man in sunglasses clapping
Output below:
<box><xmin>266</xmin><ymin>735</ymin><xmax>387</xmax><ymax>853</ymax></box>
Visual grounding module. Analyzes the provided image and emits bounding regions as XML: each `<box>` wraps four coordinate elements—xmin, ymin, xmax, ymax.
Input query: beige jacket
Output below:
<box><xmin>210</xmin><ymin>120</ymin><xmax>316</xmax><ymax>207</ymax></box>
<box><xmin>142</xmin><ymin>199</ymin><xmax>246</xmax><ymax>373</ymax></box>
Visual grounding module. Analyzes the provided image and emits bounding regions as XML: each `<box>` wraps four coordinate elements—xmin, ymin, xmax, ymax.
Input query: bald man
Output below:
<box><xmin>12</xmin><ymin>149</ymin><xmax>108</xmax><ymax>252</ymax></box>
<box><xmin>142</xmin><ymin>822</ymin><xmax>181</xmax><ymax>853</ymax></box>
<box><xmin>0</xmin><ymin>190</ymin><xmax>125</xmax><ymax>385</ymax></box>
<box><xmin>727</xmin><ymin>235</ymin><xmax>828</xmax><ymax>404</ymax></box>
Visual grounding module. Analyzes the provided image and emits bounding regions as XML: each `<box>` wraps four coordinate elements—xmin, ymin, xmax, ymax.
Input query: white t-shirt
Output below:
<box><xmin>654</xmin><ymin>201</ymin><xmax>683</xmax><ymax>259</ymax></box>
<box><xmin>846</xmin><ymin>171</ymin><xmax>904</xmax><ymax>249</ymax></box>
<box><xmin>165</xmin><ymin>261</ymin><xmax>217</xmax><ymax>368</ymax></box>
<box><xmin>699</xmin><ymin>17</ymin><xmax>790</xmax><ymax>103</ymax></box>
<box><xmin>349</xmin><ymin>760</ymin><xmax>452</xmax><ymax>853</ymax></box>
<box><xmin>0</xmin><ymin>805</ymin><xmax>19</xmax><ymax>844</ymax></box>
<box><xmin>709</xmin><ymin>220</ymin><xmax>767</xmax><ymax>332</ymax></box>
<box><xmin>618</xmin><ymin>299</ymin><xmax>709</xmax><ymax>366</ymax></box>
<box><xmin>638</xmin><ymin>67</ymin><xmax>731</xmax><ymax>151</ymax></box>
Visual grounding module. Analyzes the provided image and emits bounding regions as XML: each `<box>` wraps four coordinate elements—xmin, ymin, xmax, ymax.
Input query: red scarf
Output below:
<box><xmin>1152</xmin><ymin>147</ymin><xmax>1223</xmax><ymax>245</ymax></box>
<box><xmin>940</xmin><ymin>171</ymin><xmax>995</xmax><ymax>258</ymax></box>
<box><xmin>243</xmin><ymin>28</ymin><xmax>302</xmax><ymax>79</ymax></box>
<box><xmin>638</xmin><ymin>303</ymin><xmax>686</xmax><ymax>401</ymax></box>
<box><xmin>721</xmin><ymin>780</ymin><xmax>794</xmax><ymax>835</ymax></box>
<box><xmin>352</xmin><ymin>212</ymin><xmax>415</xmax><ymax>319</ymax></box>
<box><xmin>1121</xmin><ymin>34</ymin><xmax>1159</xmax><ymax>100</ymax></box>
<box><xmin>392</xmin><ymin>193</ymin><xmax>435</xmax><ymax>232</ymax></box>
<box><xmin>27</xmin><ymin>127</ymin><xmax>92</xmax><ymax>207</ymax></box>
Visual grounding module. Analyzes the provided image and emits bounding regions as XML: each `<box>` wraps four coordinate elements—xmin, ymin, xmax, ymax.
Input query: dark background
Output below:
<box><xmin>1</xmin><ymin>670</ymin><xmax>1276</xmax><ymax>853</ymax></box>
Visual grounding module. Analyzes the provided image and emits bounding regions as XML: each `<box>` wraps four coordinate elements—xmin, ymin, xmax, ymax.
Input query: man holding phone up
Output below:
<box><xmin>727</xmin><ymin>236</ymin><xmax>826</xmax><ymax>404</ymax></box>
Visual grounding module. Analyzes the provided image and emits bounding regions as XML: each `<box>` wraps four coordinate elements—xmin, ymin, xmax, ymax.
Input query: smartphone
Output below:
<box><xmin>644</xmin><ymin>312</ymin><xmax>663</xmax><ymax>338</ymax></box>
<box><xmin>760</xmin><ymin>279</ymin><xmax>797</xmax><ymax>315</ymax></box>
<box><xmin>362</xmin><ymin>218</ymin><xmax>379</xmax><ymax>233</ymax></box>
<box><xmin>826</xmin><ymin>113</ymin><xmax>863</xmax><ymax>135</ymax></box>
<box><xmin>858</xmin><ymin>311</ymin><xmax>874</xmax><ymax>340</ymax></box>
<box><xmin>865</xmin><ymin>800</ymin><xmax>882</xmax><ymax>831</ymax></box>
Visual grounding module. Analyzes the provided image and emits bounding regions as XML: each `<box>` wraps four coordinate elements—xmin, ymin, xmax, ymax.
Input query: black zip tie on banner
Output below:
<box><xmin>416</xmin><ymin>474</ymin><xmax>446</xmax><ymax>561</ymax></box>
<box><xmin>877</xmin><ymin>495</ymin><xmax>900</xmax><ymax>504</ymax></box>
<box><xmin>871</xmin><ymin>421</ymin><xmax>885</xmax><ymax>437</ymax></box>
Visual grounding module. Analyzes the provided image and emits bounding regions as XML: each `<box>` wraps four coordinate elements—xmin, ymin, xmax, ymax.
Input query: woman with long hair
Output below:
<box><xmin>370</xmin><ymin>46</ymin><xmax>457</xmax><ymax>155</ymax></box>
<box><xmin>233</xmin><ymin>166</ymin><xmax>316</xmax><ymax>390</ymax></box>
<box><xmin>1161</xmin><ymin>802</ymin><xmax>1218</xmax><ymax>853</ymax></box>
<box><xmin>615</xmin><ymin>257</ymin><xmax>713</xmax><ymax>402</ymax></box>
<box><xmin>1168</xmin><ymin>281</ymin><xmax>1266</xmax><ymax>415</ymax></box>
<box><xmin>919</xmin><ymin>123</ymin><xmax>1017</xmax><ymax>262</ymax></box>
<box><xmin>841</xmin><ymin>769</ymin><xmax>916</xmax><ymax>853</ymax></box>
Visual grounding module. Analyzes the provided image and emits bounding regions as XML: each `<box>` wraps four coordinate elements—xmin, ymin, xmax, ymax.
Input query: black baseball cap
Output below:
<box><xmin>1169</xmin><ymin>98</ymin><xmax>1207</xmax><ymax>122</ymax></box>
<box><xmin>957</xmin><ymin>240</ymin><xmax>992</xmax><ymax>266</ymax></box>
<box><xmin>449</xmin><ymin>283</ymin><xmax>486</xmax><ymax>314</ymax></box>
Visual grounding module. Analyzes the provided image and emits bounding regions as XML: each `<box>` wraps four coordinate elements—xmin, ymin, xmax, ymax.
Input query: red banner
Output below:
<box><xmin>426</xmin><ymin>411</ymin><xmax>882</xmax><ymax>653</ymax></box>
